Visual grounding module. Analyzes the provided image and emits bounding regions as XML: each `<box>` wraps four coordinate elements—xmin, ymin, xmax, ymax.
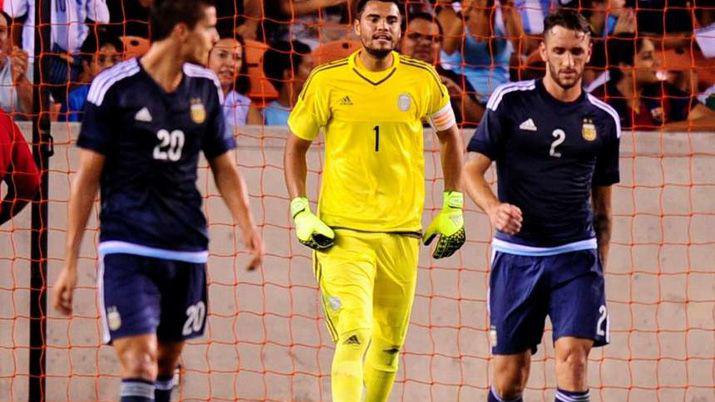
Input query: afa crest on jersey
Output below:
<box><xmin>190</xmin><ymin>98</ymin><xmax>206</xmax><ymax>124</ymax></box>
<box><xmin>398</xmin><ymin>93</ymin><xmax>411</xmax><ymax>111</ymax></box>
<box><xmin>107</xmin><ymin>306</ymin><xmax>122</xmax><ymax>331</ymax></box>
<box><xmin>582</xmin><ymin>118</ymin><xmax>597</xmax><ymax>141</ymax></box>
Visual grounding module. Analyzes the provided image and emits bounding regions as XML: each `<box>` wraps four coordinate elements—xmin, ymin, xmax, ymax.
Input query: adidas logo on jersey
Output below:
<box><xmin>344</xmin><ymin>335</ymin><xmax>361</xmax><ymax>345</ymax></box>
<box><xmin>338</xmin><ymin>96</ymin><xmax>353</xmax><ymax>106</ymax></box>
<box><xmin>135</xmin><ymin>107</ymin><xmax>153</xmax><ymax>122</ymax></box>
<box><xmin>519</xmin><ymin>118</ymin><xmax>537</xmax><ymax>132</ymax></box>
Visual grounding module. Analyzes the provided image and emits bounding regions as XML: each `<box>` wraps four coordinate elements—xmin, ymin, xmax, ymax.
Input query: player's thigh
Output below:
<box><xmin>371</xmin><ymin>234</ymin><xmax>420</xmax><ymax>345</ymax></box>
<box><xmin>315</xmin><ymin>231</ymin><xmax>378</xmax><ymax>340</ymax></box>
<box><xmin>100</xmin><ymin>254</ymin><xmax>162</xmax><ymax>344</ymax></box>
<box><xmin>156</xmin><ymin>261</ymin><xmax>208</xmax><ymax>342</ymax></box>
<box><xmin>548</xmin><ymin>250</ymin><xmax>609</xmax><ymax>347</ymax></box>
<box><xmin>489</xmin><ymin>252</ymin><xmax>549</xmax><ymax>355</ymax></box>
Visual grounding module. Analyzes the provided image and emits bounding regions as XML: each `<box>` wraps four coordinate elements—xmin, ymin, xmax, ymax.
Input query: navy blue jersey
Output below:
<box><xmin>78</xmin><ymin>59</ymin><xmax>236</xmax><ymax>258</ymax></box>
<box><xmin>468</xmin><ymin>79</ymin><xmax>620</xmax><ymax>250</ymax></box>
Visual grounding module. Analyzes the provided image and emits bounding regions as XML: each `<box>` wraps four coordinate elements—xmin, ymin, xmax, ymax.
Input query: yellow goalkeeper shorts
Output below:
<box><xmin>314</xmin><ymin>229</ymin><xmax>419</xmax><ymax>346</ymax></box>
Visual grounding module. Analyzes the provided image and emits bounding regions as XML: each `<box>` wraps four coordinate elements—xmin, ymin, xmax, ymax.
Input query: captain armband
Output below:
<box><xmin>428</xmin><ymin>103</ymin><xmax>457</xmax><ymax>131</ymax></box>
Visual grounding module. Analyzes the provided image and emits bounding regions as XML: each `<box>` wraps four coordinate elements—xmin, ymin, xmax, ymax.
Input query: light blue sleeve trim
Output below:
<box><xmin>492</xmin><ymin>238</ymin><xmax>597</xmax><ymax>256</ymax></box>
<box><xmin>98</xmin><ymin>241</ymin><xmax>208</xmax><ymax>263</ymax></box>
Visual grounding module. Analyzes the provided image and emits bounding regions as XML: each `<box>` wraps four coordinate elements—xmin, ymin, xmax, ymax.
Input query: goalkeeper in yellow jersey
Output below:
<box><xmin>284</xmin><ymin>1</ymin><xmax>464</xmax><ymax>400</ymax></box>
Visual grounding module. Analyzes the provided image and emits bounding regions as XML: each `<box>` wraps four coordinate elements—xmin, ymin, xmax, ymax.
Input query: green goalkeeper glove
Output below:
<box><xmin>422</xmin><ymin>191</ymin><xmax>466</xmax><ymax>259</ymax></box>
<box><xmin>290</xmin><ymin>197</ymin><xmax>335</xmax><ymax>251</ymax></box>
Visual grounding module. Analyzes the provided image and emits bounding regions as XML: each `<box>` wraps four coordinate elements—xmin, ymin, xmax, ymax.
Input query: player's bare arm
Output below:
<box><xmin>435</xmin><ymin>124</ymin><xmax>464</xmax><ymax>192</ymax></box>
<box><xmin>284</xmin><ymin>133</ymin><xmax>312</xmax><ymax>199</ymax></box>
<box><xmin>423</xmin><ymin>124</ymin><xmax>467</xmax><ymax>259</ymax></box>
<box><xmin>284</xmin><ymin>132</ymin><xmax>335</xmax><ymax>250</ymax></box>
<box><xmin>209</xmin><ymin>151</ymin><xmax>264</xmax><ymax>270</ymax></box>
<box><xmin>591</xmin><ymin>185</ymin><xmax>613</xmax><ymax>269</ymax></box>
<box><xmin>463</xmin><ymin>151</ymin><xmax>522</xmax><ymax>235</ymax></box>
<box><xmin>53</xmin><ymin>149</ymin><xmax>105</xmax><ymax>316</ymax></box>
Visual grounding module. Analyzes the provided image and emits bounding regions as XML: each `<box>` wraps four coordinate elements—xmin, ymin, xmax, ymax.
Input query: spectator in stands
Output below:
<box><xmin>579</xmin><ymin>0</ymin><xmax>635</xmax><ymax>86</ymax></box>
<box><xmin>61</xmin><ymin>32</ymin><xmax>122</xmax><ymax>122</ymax></box>
<box><xmin>516</xmin><ymin>0</ymin><xmax>552</xmax><ymax>55</ymax></box>
<box><xmin>0</xmin><ymin>108</ymin><xmax>40</xmax><ymax>225</ymax></box>
<box><xmin>262</xmin><ymin>40</ymin><xmax>313</xmax><ymax>126</ymax></box>
<box><xmin>238</xmin><ymin>0</ymin><xmax>351</xmax><ymax>48</ymax></box>
<box><xmin>591</xmin><ymin>34</ymin><xmax>715</xmax><ymax>131</ymax></box>
<box><xmin>3</xmin><ymin>0</ymin><xmax>110</xmax><ymax>103</ymax></box>
<box><xmin>399</xmin><ymin>12</ymin><xmax>484</xmax><ymax>126</ymax></box>
<box><xmin>575</xmin><ymin>0</ymin><xmax>634</xmax><ymax>37</ymax></box>
<box><xmin>0</xmin><ymin>10</ymin><xmax>30</xmax><ymax>116</ymax></box>
<box><xmin>435</xmin><ymin>0</ymin><xmax>525</xmax><ymax>103</ymax></box>
<box><xmin>208</xmin><ymin>36</ymin><xmax>261</xmax><ymax>128</ymax></box>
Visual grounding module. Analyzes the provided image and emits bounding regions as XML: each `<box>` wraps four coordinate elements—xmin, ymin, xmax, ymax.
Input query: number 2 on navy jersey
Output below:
<box><xmin>550</xmin><ymin>129</ymin><xmax>565</xmax><ymax>158</ymax></box>
<box><xmin>153</xmin><ymin>129</ymin><xmax>185</xmax><ymax>161</ymax></box>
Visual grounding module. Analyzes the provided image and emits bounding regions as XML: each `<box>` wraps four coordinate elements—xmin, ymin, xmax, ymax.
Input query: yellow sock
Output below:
<box><xmin>332</xmin><ymin>329</ymin><xmax>370</xmax><ymax>402</ymax></box>
<box><xmin>363</xmin><ymin>338</ymin><xmax>400</xmax><ymax>402</ymax></box>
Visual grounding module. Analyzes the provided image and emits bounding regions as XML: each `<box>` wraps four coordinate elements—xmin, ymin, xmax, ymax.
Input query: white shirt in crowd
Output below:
<box><xmin>4</xmin><ymin>0</ymin><xmax>110</xmax><ymax>57</ymax></box>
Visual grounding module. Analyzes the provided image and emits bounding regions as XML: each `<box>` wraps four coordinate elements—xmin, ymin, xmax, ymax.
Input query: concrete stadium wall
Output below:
<box><xmin>0</xmin><ymin>124</ymin><xmax>713</xmax><ymax>401</ymax></box>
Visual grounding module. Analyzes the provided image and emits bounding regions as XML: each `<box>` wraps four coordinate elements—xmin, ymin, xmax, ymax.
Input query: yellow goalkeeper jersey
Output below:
<box><xmin>288</xmin><ymin>50</ymin><xmax>451</xmax><ymax>233</ymax></box>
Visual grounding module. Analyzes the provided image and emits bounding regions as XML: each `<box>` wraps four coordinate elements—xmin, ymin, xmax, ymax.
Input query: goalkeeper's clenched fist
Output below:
<box><xmin>291</xmin><ymin>197</ymin><xmax>335</xmax><ymax>250</ymax></box>
<box><xmin>423</xmin><ymin>191</ymin><xmax>466</xmax><ymax>259</ymax></box>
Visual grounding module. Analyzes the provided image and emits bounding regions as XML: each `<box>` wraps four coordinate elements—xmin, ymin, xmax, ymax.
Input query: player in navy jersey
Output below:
<box><xmin>463</xmin><ymin>10</ymin><xmax>620</xmax><ymax>402</ymax></box>
<box><xmin>51</xmin><ymin>1</ymin><xmax>264</xmax><ymax>402</ymax></box>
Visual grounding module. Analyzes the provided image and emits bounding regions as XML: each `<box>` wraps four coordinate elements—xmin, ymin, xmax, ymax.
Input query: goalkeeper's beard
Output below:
<box><xmin>363</xmin><ymin>42</ymin><xmax>393</xmax><ymax>59</ymax></box>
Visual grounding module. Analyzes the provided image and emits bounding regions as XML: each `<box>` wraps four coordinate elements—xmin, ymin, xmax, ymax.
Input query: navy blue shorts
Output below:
<box><xmin>489</xmin><ymin>249</ymin><xmax>609</xmax><ymax>355</ymax></box>
<box><xmin>99</xmin><ymin>253</ymin><xmax>208</xmax><ymax>344</ymax></box>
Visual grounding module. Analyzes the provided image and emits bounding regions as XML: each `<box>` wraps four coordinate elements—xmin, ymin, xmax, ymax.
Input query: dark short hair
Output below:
<box><xmin>355</xmin><ymin>0</ymin><xmax>402</xmax><ymax>18</ymax></box>
<box><xmin>79</xmin><ymin>27</ymin><xmax>124</xmax><ymax>63</ymax></box>
<box><xmin>543</xmin><ymin>9</ymin><xmax>591</xmax><ymax>38</ymax></box>
<box><xmin>401</xmin><ymin>11</ymin><xmax>443</xmax><ymax>37</ymax></box>
<box><xmin>263</xmin><ymin>40</ymin><xmax>311</xmax><ymax>91</ymax></box>
<box><xmin>606</xmin><ymin>33</ymin><xmax>648</xmax><ymax>82</ymax></box>
<box><xmin>150</xmin><ymin>0</ymin><xmax>214</xmax><ymax>42</ymax></box>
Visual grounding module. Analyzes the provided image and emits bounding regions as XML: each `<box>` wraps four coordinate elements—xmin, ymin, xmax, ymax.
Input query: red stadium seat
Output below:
<box><xmin>244</xmin><ymin>39</ymin><xmax>279</xmax><ymax>104</ymax></box>
<box><xmin>121</xmin><ymin>36</ymin><xmax>151</xmax><ymax>59</ymax></box>
<box><xmin>311</xmin><ymin>40</ymin><xmax>361</xmax><ymax>65</ymax></box>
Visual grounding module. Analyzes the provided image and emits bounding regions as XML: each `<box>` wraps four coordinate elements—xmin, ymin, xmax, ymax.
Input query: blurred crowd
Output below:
<box><xmin>0</xmin><ymin>0</ymin><xmax>713</xmax><ymax>131</ymax></box>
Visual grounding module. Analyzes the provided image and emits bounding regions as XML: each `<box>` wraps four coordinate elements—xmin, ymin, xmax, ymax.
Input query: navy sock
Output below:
<box><xmin>488</xmin><ymin>386</ymin><xmax>523</xmax><ymax>402</ymax></box>
<box><xmin>555</xmin><ymin>388</ymin><xmax>590</xmax><ymax>402</ymax></box>
<box><xmin>120</xmin><ymin>378</ymin><xmax>155</xmax><ymax>402</ymax></box>
<box><xmin>154</xmin><ymin>375</ymin><xmax>175</xmax><ymax>402</ymax></box>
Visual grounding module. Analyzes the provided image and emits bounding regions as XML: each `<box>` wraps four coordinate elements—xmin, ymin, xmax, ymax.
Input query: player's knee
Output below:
<box><xmin>493</xmin><ymin>357</ymin><xmax>529</xmax><ymax>398</ymax></box>
<box><xmin>120</xmin><ymin>347</ymin><xmax>158</xmax><ymax>380</ymax></box>
<box><xmin>366</xmin><ymin>337</ymin><xmax>401</xmax><ymax>373</ymax></box>
<box><xmin>556</xmin><ymin>342</ymin><xmax>589</xmax><ymax>377</ymax></box>
<box><xmin>333</xmin><ymin>328</ymin><xmax>371</xmax><ymax>377</ymax></box>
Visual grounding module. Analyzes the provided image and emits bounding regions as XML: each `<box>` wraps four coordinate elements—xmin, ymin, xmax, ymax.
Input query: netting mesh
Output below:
<box><xmin>0</xmin><ymin>1</ymin><xmax>714</xmax><ymax>401</ymax></box>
